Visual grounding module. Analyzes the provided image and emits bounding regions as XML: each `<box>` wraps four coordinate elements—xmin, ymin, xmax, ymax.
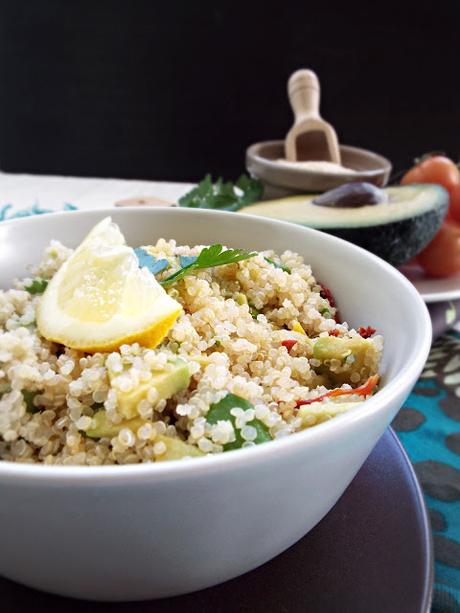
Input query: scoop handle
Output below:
<box><xmin>288</xmin><ymin>69</ymin><xmax>320</xmax><ymax>121</ymax></box>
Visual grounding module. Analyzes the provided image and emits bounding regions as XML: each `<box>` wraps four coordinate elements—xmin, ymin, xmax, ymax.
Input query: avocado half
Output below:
<box><xmin>240</xmin><ymin>184</ymin><xmax>448</xmax><ymax>266</ymax></box>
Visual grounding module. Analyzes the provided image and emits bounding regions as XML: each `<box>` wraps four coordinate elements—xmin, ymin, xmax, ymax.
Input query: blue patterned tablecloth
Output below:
<box><xmin>1</xmin><ymin>200</ymin><xmax>460</xmax><ymax>612</ymax></box>
<box><xmin>394</xmin><ymin>332</ymin><xmax>460</xmax><ymax>612</ymax></box>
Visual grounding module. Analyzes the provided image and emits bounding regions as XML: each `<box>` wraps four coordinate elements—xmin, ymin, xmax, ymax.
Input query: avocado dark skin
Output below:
<box><xmin>327</xmin><ymin>201</ymin><xmax>448</xmax><ymax>266</ymax></box>
<box><xmin>242</xmin><ymin>183</ymin><xmax>449</xmax><ymax>266</ymax></box>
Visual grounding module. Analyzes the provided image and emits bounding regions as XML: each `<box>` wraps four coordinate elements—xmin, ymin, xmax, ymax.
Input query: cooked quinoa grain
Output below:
<box><xmin>0</xmin><ymin>237</ymin><xmax>383</xmax><ymax>465</ymax></box>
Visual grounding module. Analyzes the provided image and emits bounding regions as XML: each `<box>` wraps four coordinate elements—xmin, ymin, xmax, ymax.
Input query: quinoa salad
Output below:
<box><xmin>0</xmin><ymin>218</ymin><xmax>383</xmax><ymax>465</ymax></box>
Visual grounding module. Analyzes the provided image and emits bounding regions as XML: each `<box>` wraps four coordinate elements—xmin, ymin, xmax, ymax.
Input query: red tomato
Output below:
<box><xmin>417</xmin><ymin>221</ymin><xmax>460</xmax><ymax>278</ymax></box>
<box><xmin>401</xmin><ymin>155</ymin><xmax>460</xmax><ymax>192</ymax></box>
<box><xmin>448</xmin><ymin>183</ymin><xmax>460</xmax><ymax>224</ymax></box>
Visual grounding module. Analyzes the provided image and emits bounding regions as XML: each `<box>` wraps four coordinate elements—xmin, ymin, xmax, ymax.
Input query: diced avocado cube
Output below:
<box><xmin>114</xmin><ymin>358</ymin><xmax>191</xmax><ymax>419</ymax></box>
<box><xmin>313</xmin><ymin>336</ymin><xmax>365</xmax><ymax>361</ymax></box>
<box><xmin>151</xmin><ymin>358</ymin><xmax>190</xmax><ymax>400</ymax></box>
<box><xmin>312</xmin><ymin>336</ymin><xmax>377</xmax><ymax>386</ymax></box>
<box><xmin>154</xmin><ymin>435</ymin><xmax>204</xmax><ymax>461</ymax></box>
<box><xmin>298</xmin><ymin>401</ymin><xmax>362</xmax><ymax>428</ymax></box>
<box><xmin>86</xmin><ymin>414</ymin><xmax>204</xmax><ymax>460</ymax></box>
<box><xmin>86</xmin><ymin>411</ymin><xmax>148</xmax><ymax>439</ymax></box>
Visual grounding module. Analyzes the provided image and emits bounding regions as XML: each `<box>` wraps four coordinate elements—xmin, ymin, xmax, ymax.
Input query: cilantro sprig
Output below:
<box><xmin>178</xmin><ymin>174</ymin><xmax>262</xmax><ymax>212</ymax></box>
<box><xmin>160</xmin><ymin>244</ymin><xmax>256</xmax><ymax>287</ymax></box>
<box><xmin>264</xmin><ymin>257</ymin><xmax>291</xmax><ymax>274</ymax></box>
<box><xmin>207</xmin><ymin>393</ymin><xmax>271</xmax><ymax>451</ymax></box>
<box><xmin>22</xmin><ymin>389</ymin><xmax>40</xmax><ymax>413</ymax></box>
<box><xmin>24</xmin><ymin>278</ymin><xmax>48</xmax><ymax>294</ymax></box>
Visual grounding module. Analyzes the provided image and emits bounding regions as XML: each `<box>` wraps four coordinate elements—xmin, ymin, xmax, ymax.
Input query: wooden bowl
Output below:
<box><xmin>246</xmin><ymin>140</ymin><xmax>392</xmax><ymax>197</ymax></box>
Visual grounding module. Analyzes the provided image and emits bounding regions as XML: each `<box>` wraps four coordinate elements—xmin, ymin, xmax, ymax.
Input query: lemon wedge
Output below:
<box><xmin>37</xmin><ymin>217</ymin><xmax>182</xmax><ymax>352</ymax></box>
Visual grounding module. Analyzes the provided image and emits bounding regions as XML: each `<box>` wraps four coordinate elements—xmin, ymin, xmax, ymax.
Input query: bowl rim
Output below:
<box><xmin>0</xmin><ymin>207</ymin><xmax>431</xmax><ymax>482</ymax></box>
<box><xmin>246</xmin><ymin>140</ymin><xmax>392</xmax><ymax>178</ymax></box>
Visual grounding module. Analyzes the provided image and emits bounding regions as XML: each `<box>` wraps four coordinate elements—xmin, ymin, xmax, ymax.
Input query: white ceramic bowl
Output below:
<box><xmin>0</xmin><ymin>208</ymin><xmax>431</xmax><ymax>601</ymax></box>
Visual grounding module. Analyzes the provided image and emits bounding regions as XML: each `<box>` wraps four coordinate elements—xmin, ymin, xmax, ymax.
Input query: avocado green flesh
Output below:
<box><xmin>241</xmin><ymin>184</ymin><xmax>448</xmax><ymax>266</ymax></box>
<box><xmin>110</xmin><ymin>358</ymin><xmax>191</xmax><ymax>419</ymax></box>
<box><xmin>242</xmin><ymin>185</ymin><xmax>447</xmax><ymax>228</ymax></box>
<box><xmin>86</xmin><ymin>412</ymin><xmax>145</xmax><ymax>439</ymax></box>
<box><xmin>87</xmin><ymin>360</ymin><xmax>191</xmax><ymax>439</ymax></box>
<box><xmin>150</xmin><ymin>360</ymin><xmax>190</xmax><ymax>402</ymax></box>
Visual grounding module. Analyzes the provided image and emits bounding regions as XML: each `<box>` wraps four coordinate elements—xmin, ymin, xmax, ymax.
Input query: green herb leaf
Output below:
<box><xmin>206</xmin><ymin>393</ymin><xmax>271</xmax><ymax>451</ymax></box>
<box><xmin>25</xmin><ymin>278</ymin><xmax>48</xmax><ymax>294</ymax></box>
<box><xmin>161</xmin><ymin>244</ymin><xmax>256</xmax><ymax>287</ymax></box>
<box><xmin>236</xmin><ymin>174</ymin><xmax>264</xmax><ymax>206</ymax></box>
<box><xmin>264</xmin><ymin>257</ymin><xmax>291</xmax><ymax>274</ymax></box>
<box><xmin>22</xmin><ymin>390</ymin><xmax>40</xmax><ymax>413</ymax></box>
<box><xmin>249</xmin><ymin>304</ymin><xmax>260</xmax><ymax>319</ymax></box>
<box><xmin>178</xmin><ymin>174</ymin><xmax>262</xmax><ymax>211</ymax></box>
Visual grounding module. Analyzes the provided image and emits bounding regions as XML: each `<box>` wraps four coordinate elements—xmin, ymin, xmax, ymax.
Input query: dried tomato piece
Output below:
<box><xmin>281</xmin><ymin>339</ymin><xmax>297</xmax><ymax>353</ymax></box>
<box><xmin>319</xmin><ymin>283</ymin><xmax>336</xmax><ymax>308</ymax></box>
<box><xmin>296</xmin><ymin>374</ymin><xmax>380</xmax><ymax>408</ymax></box>
<box><xmin>358</xmin><ymin>326</ymin><xmax>376</xmax><ymax>339</ymax></box>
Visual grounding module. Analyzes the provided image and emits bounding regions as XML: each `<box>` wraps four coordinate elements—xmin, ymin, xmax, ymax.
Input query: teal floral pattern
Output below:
<box><xmin>394</xmin><ymin>332</ymin><xmax>460</xmax><ymax>611</ymax></box>
<box><xmin>0</xmin><ymin>202</ymin><xmax>76</xmax><ymax>221</ymax></box>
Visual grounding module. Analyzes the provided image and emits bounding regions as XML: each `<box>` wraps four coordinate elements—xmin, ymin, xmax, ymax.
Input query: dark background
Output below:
<box><xmin>0</xmin><ymin>1</ymin><xmax>458</xmax><ymax>182</ymax></box>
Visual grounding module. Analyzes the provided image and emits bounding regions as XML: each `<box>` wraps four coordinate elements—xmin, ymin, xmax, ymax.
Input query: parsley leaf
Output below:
<box><xmin>264</xmin><ymin>257</ymin><xmax>291</xmax><ymax>274</ymax></box>
<box><xmin>249</xmin><ymin>304</ymin><xmax>260</xmax><ymax>319</ymax></box>
<box><xmin>24</xmin><ymin>278</ymin><xmax>48</xmax><ymax>294</ymax></box>
<box><xmin>22</xmin><ymin>390</ymin><xmax>40</xmax><ymax>413</ymax></box>
<box><xmin>134</xmin><ymin>248</ymin><xmax>169</xmax><ymax>274</ymax></box>
<box><xmin>178</xmin><ymin>174</ymin><xmax>262</xmax><ymax>211</ymax></box>
<box><xmin>206</xmin><ymin>393</ymin><xmax>271</xmax><ymax>451</ymax></box>
<box><xmin>235</xmin><ymin>174</ymin><xmax>264</xmax><ymax>206</ymax></box>
<box><xmin>161</xmin><ymin>244</ymin><xmax>256</xmax><ymax>287</ymax></box>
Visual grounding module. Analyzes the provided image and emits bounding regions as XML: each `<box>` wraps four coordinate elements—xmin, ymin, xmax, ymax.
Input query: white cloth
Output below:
<box><xmin>0</xmin><ymin>172</ymin><xmax>193</xmax><ymax>212</ymax></box>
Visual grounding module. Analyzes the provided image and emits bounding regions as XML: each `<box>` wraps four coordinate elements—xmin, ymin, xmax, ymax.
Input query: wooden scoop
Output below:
<box><xmin>285</xmin><ymin>69</ymin><xmax>341</xmax><ymax>164</ymax></box>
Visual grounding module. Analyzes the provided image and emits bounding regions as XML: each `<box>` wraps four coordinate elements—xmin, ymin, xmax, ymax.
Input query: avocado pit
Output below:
<box><xmin>312</xmin><ymin>182</ymin><xmax>388</xmax><ymax>208</ymax></box>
